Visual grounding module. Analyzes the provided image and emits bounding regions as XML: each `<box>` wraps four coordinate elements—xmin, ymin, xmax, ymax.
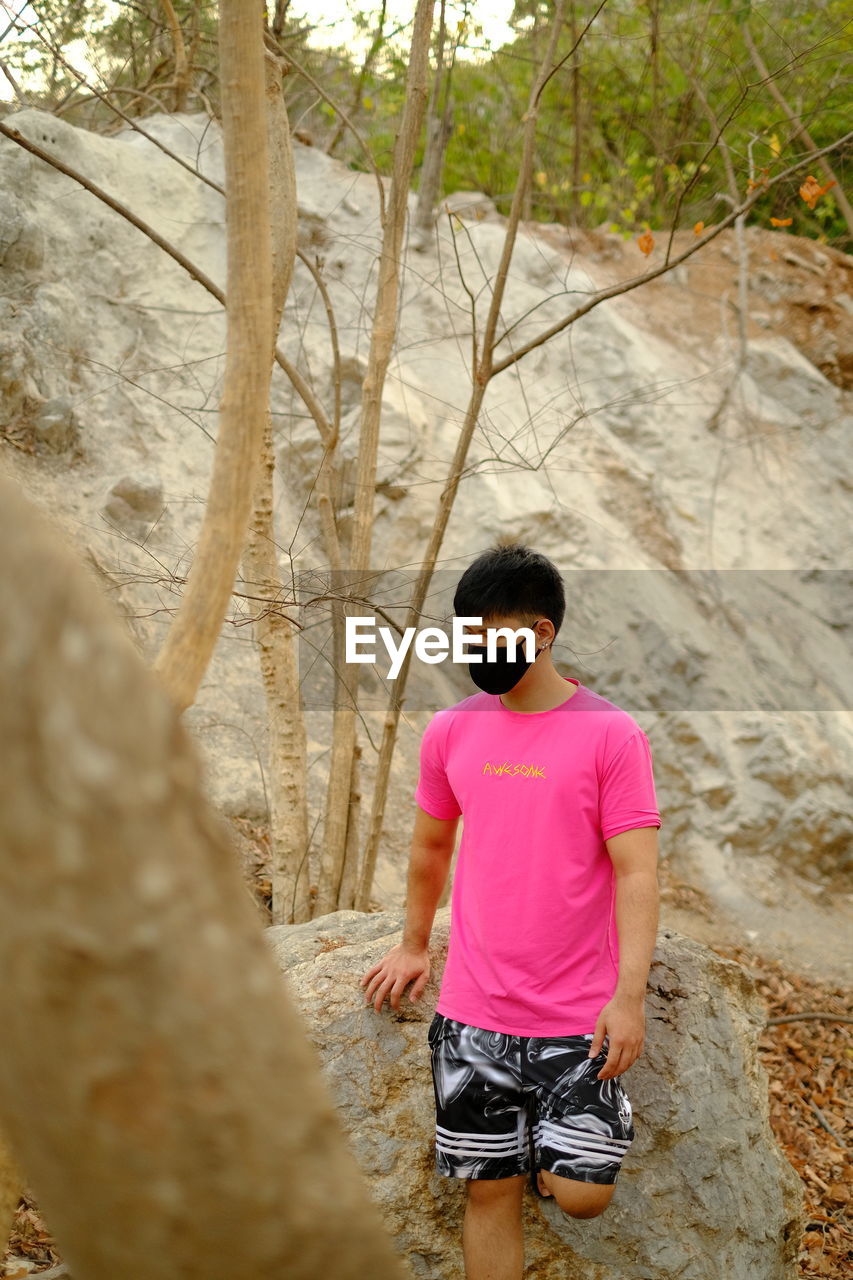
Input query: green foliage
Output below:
<box><xmin>1</xmin><ymin>0</ymin><xmax>221</xmax><ymax>125</ymax></box>
<box><xmin>719</xmin><ymin>0</ymin><xmax>753</xmax><ymax>24</ymax></box>
<box><xmin>436</xmin><ymin>0</ymin><xmax>851</xmax><ymax>249</ymax></box>
<box><xmin>1</xmin><ymin>0</ymin><xmax>107</xmax><ymax>105</ymax></box>
<box><xmin>2</xmin><ymin>0</ymin><xmax>848</xmax><ymax>247</ymax></box>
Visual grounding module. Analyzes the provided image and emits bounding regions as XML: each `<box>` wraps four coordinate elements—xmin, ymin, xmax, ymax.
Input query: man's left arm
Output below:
<box><xmin>588</xmin><ymin>825</ymin><xmax>660</xmax><ymax>1080</ymax></box>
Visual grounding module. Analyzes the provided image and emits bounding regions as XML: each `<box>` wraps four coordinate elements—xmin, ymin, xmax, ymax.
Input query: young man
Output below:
<box><xmin>360</xmin><ymin>545</ymin><xmax>661</xmax><ymax>1280</ymax></box>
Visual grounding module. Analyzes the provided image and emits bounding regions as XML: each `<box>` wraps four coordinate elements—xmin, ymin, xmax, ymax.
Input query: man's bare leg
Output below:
<box><xmin>537</xmin><ymin>1168</ymin><xmax>615</xmax><ymax>1217</ymax></box>
<box><xmin>462</xmin><ymin>1174</ymin><xmax>525</xmax><ymax>1280</ymax></box>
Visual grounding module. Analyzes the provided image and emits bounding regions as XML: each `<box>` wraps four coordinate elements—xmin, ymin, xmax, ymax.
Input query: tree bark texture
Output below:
<box><xmin>0</xmin><ymin>470</ymin><xmax>409</xmax><ymax>1280</ymax></box>
<box><xmin>355</xmin><ymin>0</ymin><xmax>570</xmax><ymax>909</ymax></box>
<box><xmin>314</xmin><ymin>0</ymin><xmax>435</xmax><ymax>916</ymax></box>
<box><xmin>240</xmin><ymin>47</ymin><xmax>312</xmax><ymax>924</ymax></box>
<box><xmin>414</xmin><ymin>0</ymin><xmax>454</xmax><ymax>243</ymax></box>
<box><xmin>159</xmin><ymin>0</ymin><xmax>190</xmax><ymax>112</ymax></box>
<box><xmin>153</xmin><ymin>0</ymin><xmax>273</xmax><ymax>714</ymax></box>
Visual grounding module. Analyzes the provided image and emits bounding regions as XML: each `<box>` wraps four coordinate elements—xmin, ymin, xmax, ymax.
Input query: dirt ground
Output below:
<box><xmin>536</xmin><ymin>220</ymin><xmax>853</xmax><ymax>393</ymax></box>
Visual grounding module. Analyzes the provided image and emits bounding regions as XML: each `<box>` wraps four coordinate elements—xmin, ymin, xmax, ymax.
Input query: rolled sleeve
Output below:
<box><xmin>599</xmin><ymin>729</ymin><xmax>661</xmax><ymax>841</ymax></box>
<box><xmin>413</xmin><ymin>713</ymin><xmax>462</xmax><ymax>820</ymax></box>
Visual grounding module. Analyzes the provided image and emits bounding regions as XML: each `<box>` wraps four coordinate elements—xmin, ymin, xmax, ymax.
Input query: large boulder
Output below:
<box><xmin>2</xmin><ymin>112</ymin><xmax>852</xmax><ymax>987</ymax></box>
<box><xmin>265</xmin><ymin>907</ymin><xmax>804</xmax><ymax>1280</ymax></box>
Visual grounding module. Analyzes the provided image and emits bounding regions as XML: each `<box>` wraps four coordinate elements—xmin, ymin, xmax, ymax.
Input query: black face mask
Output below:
<box><xmin>466</xmin><ymin>626</ymin><xmax>551</xmax><ymax>696</ymax></box>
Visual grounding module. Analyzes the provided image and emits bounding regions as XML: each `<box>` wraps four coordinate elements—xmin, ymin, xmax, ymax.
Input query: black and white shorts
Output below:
<box><xmin>428</xmin><ymin>1012</ymin><xmax>635</xmax><ymax>1185</ymax></box>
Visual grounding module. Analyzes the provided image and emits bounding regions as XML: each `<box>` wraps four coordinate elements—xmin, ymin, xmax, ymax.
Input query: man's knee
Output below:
<box><xmin>538</xmin><ymin>1170</ymin><xmax>616</xmax><ymax>1218</ymax></box>
<box><xmin>564</xmin><ymin>1197</ymin><xmax>611</xmax><ymax>1219</ymax></box>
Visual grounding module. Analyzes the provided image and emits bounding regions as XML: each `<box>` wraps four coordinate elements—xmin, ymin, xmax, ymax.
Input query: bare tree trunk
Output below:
<box><xmin>0</xmin><ymin>471</ymin><xmax>409</xmax><ymax>1280</ymax></box>
<box><xmin>685</xmin><ymin>60</ymin><xmax>750</xmax><ymax>434</ymax></box>
<box><xmin>338</xmin><ymin>741</ymin><xmax>363</xmax><ymax>908</ymax></box>
<box><xmin>356</xmin><ymin>0</ymin><xmax>573</xmax><ymax>910</ymax></box>
<box><xmin>741</xmin><ymin>21</ymin><xmax>853</xmax><ymax>238</ymax></box>
<box><xmin>326</xmin><ymin>0</ymin><xmax>388</xmax><ymax>157</ymax></box>
<box><xmin>0</xmin><ymin>86</ymin><xmax>339</xmax><ymax>925</ymax></box>
<box><xmin>293</xmin><ymin>251</ymin><xmax>346</xmax><ymax>595</ymax></box>
<box><xmin>272</xmin><ymin>0</ymin><xmax>290</xmax><ymax>40</ymax></box>
<box><xmin>0</xmin><ymin>58</ymin><xmax>27</xmax><ymax>105</ymax></box>
<box><xmin>413</xmin><ymin>0</ymin><xmax>454</xmax><ymax>246</ymax></box>
<box><xmin>648</xmin><ymin>0</ymin><xmax>664</xmax><ymax>205</ymax></box>
<box><xmin>570</xmin><ymin>0</ymin><xmax>581</xmax><ymax>225</ymax></box>
<box><xmin>160</xmin><ymin>0</ymin><xmax>190</xmax><ymax>112</ymax></box>
<box><xmin>152</xmin><ymin>0</ymin><xmax>273</xmax><ymax>714</ymax></box>
<box><xmin>314</xmin><ymin>0</ymin><xmax>435</xmax><ymax>917</ymax></box>
<box><xmin>241</xmin><ymin>46</ymin><xmax>312</xmax><ymax>924</ymax></box>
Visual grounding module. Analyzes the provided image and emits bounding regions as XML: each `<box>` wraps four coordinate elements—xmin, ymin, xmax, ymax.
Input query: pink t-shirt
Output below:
<box><xmin>413</xmin><ymin>677</ymin><xmax>661</xmax><ymax>1036</ymax></box>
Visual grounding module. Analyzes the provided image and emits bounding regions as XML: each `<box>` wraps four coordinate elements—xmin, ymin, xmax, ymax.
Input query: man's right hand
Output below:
<box><xmin>360</xmin><ymin>942</ymin><xmax>430</xmax><ymax>1013</ymax></box>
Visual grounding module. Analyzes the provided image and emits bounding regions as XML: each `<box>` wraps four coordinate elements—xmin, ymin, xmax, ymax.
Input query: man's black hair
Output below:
<box><xmin>453</xmin><ymin>543</ymin><xmax>566</xmax><ymax>636</ymax></box>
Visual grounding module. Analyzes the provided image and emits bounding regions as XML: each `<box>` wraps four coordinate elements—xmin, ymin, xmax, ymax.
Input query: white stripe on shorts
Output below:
<box><xmin>436</xmin><ymin>1121</ymin><xmax>525</xmax><ymax>1159</ymax></box>
<box><xmin>534</xmin><ymin>1119</ymin><xmax>632</xmax><ymax>1160</ymax></box>
<box><xmin>436</xmin><ymin>1124</ymin><xmax>524</xmax><ymax>1142</ymax></box>
<box><xmin>436</xmin><ymin>1136</ymin><xmax>524</xmax><ymax>1155</ymax></box>
<box><xmin>534</xmin><ymin>1118</ymin><xmax>632</xmax><ymax>1147</ymax></box>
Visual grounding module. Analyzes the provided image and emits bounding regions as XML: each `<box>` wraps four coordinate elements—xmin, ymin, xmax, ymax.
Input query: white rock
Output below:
<box><xmin>0</xmin><ymin>107</ymin><xmax>850</xmax><ymax>980</ymax></box>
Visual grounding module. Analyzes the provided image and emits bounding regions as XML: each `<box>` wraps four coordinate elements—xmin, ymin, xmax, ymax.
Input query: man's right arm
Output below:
<box><xmin>360</xmin><ymin>805</ymin><xmax>459</xmax><ymax>1013</ymax></box>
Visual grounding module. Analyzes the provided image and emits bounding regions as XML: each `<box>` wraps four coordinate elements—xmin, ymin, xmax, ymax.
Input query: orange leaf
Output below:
<box><xmin>799</xmin><ymin>175</ymin><xmax>820</xmax><ymax>206</ymax></box>
<box><xmin>770</xmin><ymin>216</ymin><xmax>792</xmax><ymax>227</ymax></box>
<box><xmin>693</xmin><ymin>220</ymin><xmax>704</xmax><ymax>234</ymax></box>
<box><xmin>799</xmin><ymin>175</ymin><xmax>836</xmax><ymax>209</ymax></box>
<box><xmin>637</xmin><ymin>229</ymin><xmax>655</xmax><ymax>256</ymax></box>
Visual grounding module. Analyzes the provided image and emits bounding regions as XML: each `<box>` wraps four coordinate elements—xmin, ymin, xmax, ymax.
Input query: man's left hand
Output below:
<box><xmin>588</xmin><ymin>995</ymin><xmax>645</xmax><ymax>1079</ymax></box>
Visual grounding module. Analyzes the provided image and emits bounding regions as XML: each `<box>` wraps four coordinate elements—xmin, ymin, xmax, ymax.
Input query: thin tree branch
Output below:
<box><xmin>318</xmin><ymin>0</ymin><xmax>435</xmax><ymax>917</ymax></box>
<box><xmin>804</xmin><ymin>1098</ymin><xmax>847</xmax><ymax>1149</ymax></box>
<box><xmin>151</xmin><ymin>0</ymin><xmax>273</xmax><ymax>712</ymax></box>
<box><xmin>264</xmin><ymin>29</ymin><xmax>386</xmax><ymax>224</ymax></box>
<box><xmin>489</xmin><ymin>130</ymin><xmax>852</xmax><ymax>379</ymax></box>
<box><xmin>295</xmin><ymin>247</ymin><xmax>342</xmax><ymax>437</ymax></box>
<box><xmin>13</xmin><ymin>12</ymin><xmax>223</xmax><ymax>188</ymax></box>
<box><xmin>159</xmin><ymin>0</ymin><xmax>190</xmax><ymax>112</ymax></box>
<box><xmin>0</xmin><ymin>117</ymin><xmax>335</xmax><ymax>450</ymax></box>
<box><xmin>356</xmin><ymin>0</ymin><xmax>580</xmax><ymax>910</ymax></box>
<box><xmin>741</xmin><ymin>19</ymin><xmax>853</xmax><ymax>237</ymax></box>
<box><xmin>765</xmin><ymin>1012</ymin><xmax>853</xmax><ymax>1026</ymax></box>
<box><xmin>477</xmin><ymin>0</ymin><xmax>608</xmax><ymax>377</ymax></box>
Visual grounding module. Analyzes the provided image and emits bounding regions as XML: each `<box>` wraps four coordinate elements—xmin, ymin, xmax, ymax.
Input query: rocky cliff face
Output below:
<box><xmin>0</xmin><ymin>107</ymin><xmax>850</xmax><ymax>979</ymax></box>
<box><xmin>266</xmin><ymin>907</ymin><xmax>804</xmax><ymax>1280</ymax></box>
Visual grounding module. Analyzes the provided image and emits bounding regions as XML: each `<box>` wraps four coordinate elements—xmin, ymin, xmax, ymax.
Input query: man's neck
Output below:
<box><xmin>498</xmin><ymin>663</ymin><xmax>578</xmax><ymax>714</ymax></box>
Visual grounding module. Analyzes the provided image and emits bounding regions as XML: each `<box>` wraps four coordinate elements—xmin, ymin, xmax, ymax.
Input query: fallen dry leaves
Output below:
<box><xmin>710</xmin><ymin>938</ymin><xmax>851</xmax><ymax>1279</ymax></box>
<box><xmin>2</xmin><ymin>1198</ymin><xmax>60</xmax><ymax>1275</ymax></box>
